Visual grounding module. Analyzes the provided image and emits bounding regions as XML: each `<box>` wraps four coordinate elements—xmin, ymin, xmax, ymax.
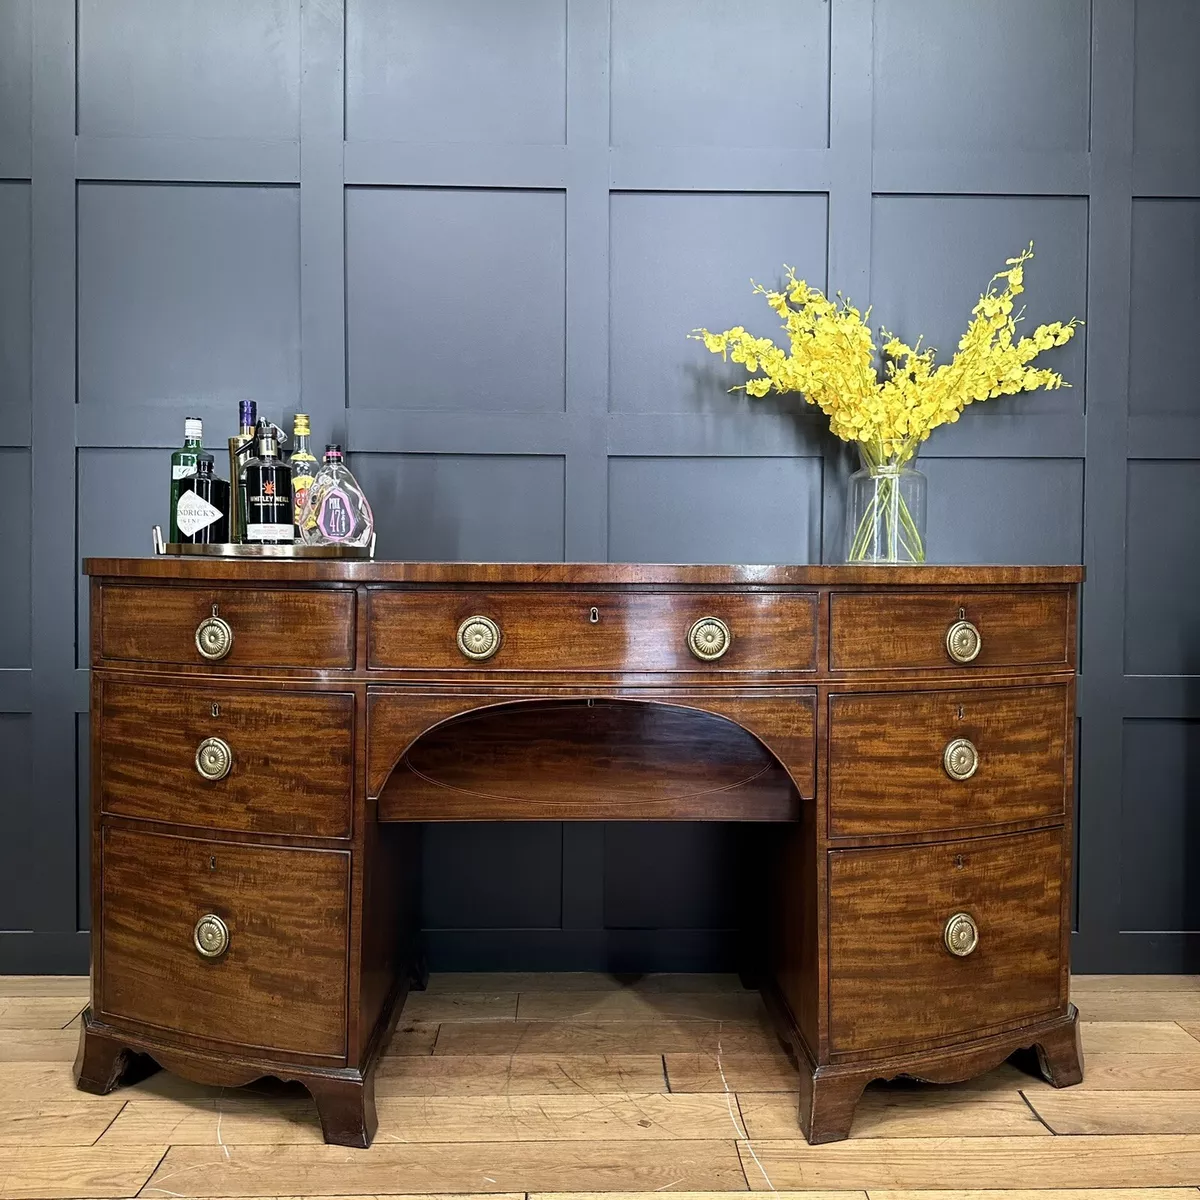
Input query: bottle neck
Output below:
<box><xmin>183</xmin><ymin>437</ymin><xmax>203</xmax><ymax>450</ymax></box>
<box><xmin>293</xmin><ymin>434</ymin><xmax>311</xmax><ymax>455</ymax></box>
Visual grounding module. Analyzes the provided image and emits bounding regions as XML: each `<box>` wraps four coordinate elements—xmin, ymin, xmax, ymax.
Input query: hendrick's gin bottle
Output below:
<box><xmin>244</xmin><ymin>420</ymin><xmax>294</xmax><ymax>544</ymax></box>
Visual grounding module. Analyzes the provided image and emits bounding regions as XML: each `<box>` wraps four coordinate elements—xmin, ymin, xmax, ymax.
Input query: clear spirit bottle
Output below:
<box><xmin>288</xmin><ymin>413</ymin><xmax>318</xmax><ymax>537</ymax></box>
<box><xmin>298</xmin><ymin>445</ymin><xmax>374</xmax><ymax>548</ymax></box>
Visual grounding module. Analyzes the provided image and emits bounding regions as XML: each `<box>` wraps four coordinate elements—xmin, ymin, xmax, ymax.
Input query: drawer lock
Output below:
<box><xmin>193</xmin><ymin>914</ymin><xmax>230</xmax><ymax>959</ymax></box>
<box><xmin>457</xmin><ymin>615</ymin><xmax>502</xmax><ymax>661</ymax></box>
<box><xmin>687</xmin><ymin>616</ymin><xmax>731</xmax><ymax>662</ymax></box>
<box><xmin>195</xmin><ymin>615</ymin><xmax>234</xmax><ymax>660</ymax></box>
<box><xmin>943</xmin><ymin>911</ymin><xmax>979</xmax><ymax>957</ymax></box>
<box><xmin>195</xmin><ymin>737</ymin><xmax>233</xmax><ymax>782</ymax></box>
<box><xmin>942</xmin><ymin>737</ymin><xmax>979</xmax><ymax>781</ymax></box>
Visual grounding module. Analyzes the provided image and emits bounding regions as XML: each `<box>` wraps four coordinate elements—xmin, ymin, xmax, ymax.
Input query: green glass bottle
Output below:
<box><xmin>169</xmin><ymin>417</ymin><xmax>204</xmax><ymax>542</ymax></box>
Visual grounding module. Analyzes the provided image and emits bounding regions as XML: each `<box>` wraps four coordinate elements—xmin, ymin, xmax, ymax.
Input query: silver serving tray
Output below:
<box><xmin>152</xmin><ymin>526</ymin><xmax>374</xmax><ymax>559</ymax></box>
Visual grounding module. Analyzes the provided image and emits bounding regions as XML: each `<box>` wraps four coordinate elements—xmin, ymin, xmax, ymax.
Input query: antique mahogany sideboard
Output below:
<box><xmin>77</xmin><ymin>559</ymin><xmax>1085</xmax><ymax>1146</ymax></box>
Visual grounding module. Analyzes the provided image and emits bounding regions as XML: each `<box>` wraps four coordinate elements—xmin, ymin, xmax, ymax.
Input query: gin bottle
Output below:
<box><xmin>175</xmin><ymin>456</ymin><xmax>231</xmax><ymax>544</ymax></box>
<box><xmin>169</xmin><ymin>417</ymin><xmax>204</xmax><ymax>542</ymax></box>
<box><xmin>298</xmin><ymin>445</ymin><xmax>374</xmax><ymax>548</ymax></box>
<box><xmin>244</xmin><ymin>420</ymin><xmax>294</xmax><ymax>545</ymax></box>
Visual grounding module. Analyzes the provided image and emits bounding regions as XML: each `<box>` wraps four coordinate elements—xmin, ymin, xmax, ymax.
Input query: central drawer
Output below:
<box><xmin>828</xmin><ymin>828</ymin><xmax>1065</xmax><ymax>1055</ymax></box>
<box><xmin>367</xmin><ymin>589</ymin><xmax>818</xmax><ymax>674</ymax></box>
<box><xmin>99</xmin><ymin>827</ymin><xmax>350</xmax><ymax>1058</ymax></box>
<box><xmin>828</xmin><ymin>683</ymin><xmax>1070</xmax><ymax>837</ymax></box>
<box><xmin>98</xmin><ymin>679</ymin><xmax>354</xmax><ymax>838</ymax></box>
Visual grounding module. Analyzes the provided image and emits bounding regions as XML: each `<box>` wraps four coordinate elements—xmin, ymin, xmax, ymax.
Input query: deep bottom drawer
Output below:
<box><xmin>100</xmin><ymin>827</ymin><xmax>350</xmax><ymax>1058</ymax></box>
<box><xmin>828</xmin><ymin>828</ymin><xmax>1065</xmax><ymax>1055</ymax></box>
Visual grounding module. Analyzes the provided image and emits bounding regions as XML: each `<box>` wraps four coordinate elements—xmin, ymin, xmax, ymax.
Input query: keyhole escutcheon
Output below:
<box><xmin>589</xmin><ymin>606</ymin><xmax>599</xmax><ymax>624</ymax></box>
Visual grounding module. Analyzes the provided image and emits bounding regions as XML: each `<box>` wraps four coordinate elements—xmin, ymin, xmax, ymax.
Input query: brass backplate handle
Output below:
<box><xmin>687</xmin><ymin>616</ymin><xmax>731</xmax><ymax>662</ymax></box>
<box><xmin>193</xmin><ymin>914</ymin><xmax>230</xmax><ymax>959</ymax></box>
<box><xmin>457</xmin><ymin>615</ymin><xmax>501</xmax><ymax>661</ymax></box>
<box><xmin>945</xmin><ymin>618</ymin><xmax>981</xmax><ymax>663</ymax></box>
<box><xmin>944</xmin><ymin>911</ymin><xmax>979</xmax><ymax>957</ymax></box>
<box><xmin>943</xmin><ymin>737</ymin><xmax>979</xmax><ymax>781</ymax></box>
<box><xmin>195</xmin><ymin>737</ymin><xmax>233</xmax><ymax>781</ymax></box>
<box><xmin>195</xmin><ymin>615</ymin><xmax>234</xmax><ymax>660</ymax></box>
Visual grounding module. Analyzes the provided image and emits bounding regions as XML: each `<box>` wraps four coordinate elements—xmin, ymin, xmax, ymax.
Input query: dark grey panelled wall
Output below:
<box><xmin>1</xmin><ymin>0</ymin><xmax>1197</xmax><ymax>972</ymax></box>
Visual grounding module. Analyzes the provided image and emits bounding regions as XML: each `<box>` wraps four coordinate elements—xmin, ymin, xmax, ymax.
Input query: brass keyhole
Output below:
<box><xmin>589</xmin><ymin>607</ymin><xmax>599</xmax><ymax>624</ymax></box>
<box><xmin>209</xmin><ymin>857</ymin><xmax>217</xmax><ymax>871</ymax></box>
<box><xmin>212</xmin><ymin>603</ymin><xmax>220</xmax><ymax>617</ymax></box>
<box><xmin>954</xmin><ymin>855</ymin><xmax>965</xmax><ymax>870</ymax></box>
<box><xmin>211</xmin><ymin>702</ymin><xmax>220</xmax><ymax>718</ymax></box>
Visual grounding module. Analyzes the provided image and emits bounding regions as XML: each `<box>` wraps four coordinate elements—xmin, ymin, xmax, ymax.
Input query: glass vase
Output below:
<box><xmin>845</xmin><ymin>447</ymin><xmax>927</xmax><ymax>564</ymax></box>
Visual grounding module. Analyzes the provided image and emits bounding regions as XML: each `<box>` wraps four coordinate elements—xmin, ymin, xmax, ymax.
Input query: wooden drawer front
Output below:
<box><xmin>100</xmin><ymin>827</ymin><xmax>349</xmax><ymax>1058</ymax></box>
<box><xmin>368</xmin><ymin>590</ymin><xmax>817</xmax><ymax>673</ymax></box>
<box><xmin>829</xmin><ymin>590</ymin><xmax>1070</xmax><ymax>672</ymax></box>
<box><xmin>99</xmin><ymin>680</ymin><xmax>354</xmax><ymax>837</ymax></box>
<box><xmin>828</xmin><ymin>685</ymin><xmax>1069</xmax><ymax>837</ymax></box>
<box><xmin>98</xmin><ymin>584</ymin><xmax>355</xmax><ymax>669</ymax></box>
<box><xmin>828</xmin><ymin>829</ymin><xmax>1064</xmax><ymax>1055</ymax></box>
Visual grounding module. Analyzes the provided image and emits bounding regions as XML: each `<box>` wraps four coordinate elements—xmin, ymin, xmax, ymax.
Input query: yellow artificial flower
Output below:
<box><xmin>691</xmin><ymin>244</ymin><xmax>1080</xmax><ymax>464</ymax></box>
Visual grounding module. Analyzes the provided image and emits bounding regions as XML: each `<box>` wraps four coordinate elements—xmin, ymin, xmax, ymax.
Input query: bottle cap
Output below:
<box><xmin>239</xmin><ymin>399</ymin><xmax>257</xmax><ymax>430</ymax></box>
<box><xmin>196</xmin><ymin>455</ymin><xmax>215</xmax><ymax>477</ymax></box>
<box><xmin>184</xmin><ymin>417</ymin><xmax>202</xmax><ymax>441</ymax></box>
<box><xmin>293</xmin><ymin>413</ymin><xmax>311</xmax><ymax>436</ymax></box>
<box><xmin>324</xmin><ymin>443</ymin><xmax>343</xmax><ymax>461</ymax></box>
<box><xmin>256</xmin><ymin>419</ymin><xmax>280</xmax><ymax>458</ymax></box>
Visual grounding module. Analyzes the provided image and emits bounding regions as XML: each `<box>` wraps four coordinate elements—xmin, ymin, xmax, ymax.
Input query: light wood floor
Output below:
<box><xmin>1</xmin><ymin>973</ymin><xmax>1199</xmax><ymax>1197</ymax></box>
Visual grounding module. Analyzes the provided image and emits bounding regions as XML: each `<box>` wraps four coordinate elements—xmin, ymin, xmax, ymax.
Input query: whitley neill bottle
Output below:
<box><xmin>243</xmin><ymin>420</ymin><xmax>294</xmax><ymax>544</ymax></box>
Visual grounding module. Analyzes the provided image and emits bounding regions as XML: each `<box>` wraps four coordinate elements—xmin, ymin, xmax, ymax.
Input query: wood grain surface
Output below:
<box><xmin>85</xmin><ymin>560</ymin><xmax>1086</xmax><ymax>585</ymax></box>
<box><xmin>828</xmin><ymin>829</ymin><xmax>1064</xmax><ymax>1052</ymax></box>
<box><xmin>828</xmin><ymin>684</ymin><xmax>1069</xmax><ymax>837</ymax></box>
<box><xmin>368</xmin><ymin>589</ymin><xmax>818</xmax><ymax>674</ymax></box>
<box><xmin>97</xmin><ymin>582</ymin><xmax>355</xmax><ymax>668</ymax></box>
<box><xmin>1</xmin><ymin>973</ymin><xmax>1199</xmax><ymax>1199</ymax></box>
<box><xmin>99</xmin><ymin>828</ymin><xmax>350</xmax><ymax>1057</ymax></box>
<box><xmin>828</xmin><ymin>589</ymin><xmax>1072</xmax><ymax>672</ymax></box>
<box><xmin>99</xmin><ymin>679</ymin><xmax>354</xmax><ymax>837</ymax></box>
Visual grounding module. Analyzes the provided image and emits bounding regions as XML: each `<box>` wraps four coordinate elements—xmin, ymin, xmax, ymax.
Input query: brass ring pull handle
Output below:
<box><xmin>687</xmin><ymin>616</ymin><xmax>731</xmax><ymax>662</ymax></box>
<box><xmin>943</xmin><ymin>737</ymin><xmax>979</xmax><ymax>781</ymax></box>
<box><xmin>457</xmin><ymin>615</ymin><xmax>501</xmax><ymax>661</ymax></box>
<box><xmin>945</xmin><ymin>618</ymin><xmax>981</xmax><ymax>663</ymax></box>
<box><xmin>195</xmin><ymin>616</ymin><xmax>234</xmax><ymax>660</ymax></box>
<box><xmin>193</xmin><ymin>914</ymin><xmax>230</xmax><ymax>959</ymax></box>
<box><xmin>944</xmin><ymin>911</ymin><xmax>979</xmax><ymax>957</ymax></box>
<box><xmin>195</xmin><ymin>737</ymin><xmax>233</xmax><ymax>781</ymax></box>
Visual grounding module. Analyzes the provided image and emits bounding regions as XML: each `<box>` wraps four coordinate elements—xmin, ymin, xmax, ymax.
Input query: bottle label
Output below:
<box><xmin>246</xmin><ymin>523</ymin><xmax>293</xmax><ymax>542</ymax></box>
<box><xmin>172</xmin><ymin>464</ymin><xmax>197</xmax><ymax>480</ymax></box>
<box><xmin>317</xmin><ymin>487</ymin><xmax>354</xmax><ymax>541</ymax></box>
<box><xmin>292</xmin><ymin>474</ymin><xmax>314</xmax><ymax>524</ymax></box>
<box><xmin>176</xmin><ymin>489</ymin><xmax>223</xmax><ymax>537</ymax></box>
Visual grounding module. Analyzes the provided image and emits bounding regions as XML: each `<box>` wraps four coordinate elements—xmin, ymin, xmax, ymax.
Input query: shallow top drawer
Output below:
<box><xmin>829</xmin><ymin>589</ymin><xmax>1071</xmax><ymax>673</ymax></box>
<box><xmin>367</xmin><ymin>589</ymin><xmax>818</xmax><ymax>674</ymax></box>
<box><xmin>97</xmin><ymin>584</ymin><xmax>355</xmax><ymax>669</ymax></box>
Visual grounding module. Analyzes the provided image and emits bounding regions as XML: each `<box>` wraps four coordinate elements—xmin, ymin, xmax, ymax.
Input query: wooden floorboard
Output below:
<box><xmin>373</xmin><ymin>1052</ymin><xmax>669</xmax><ymax>1095</ymax></box>
<box><xmin>137</xmin><ymin>1140</ymin><xmax>750</xmax><ymax>1196</ymax></box>
<box><xmin>740</xmin><ymin>1135</ymin><xmax>1200</xmax><ymax>1189</ymax></box>
<box><xmin>2</xmin><ymin>975</ymin><xmax>1200</xmax><ymax>1196</ymax></box>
